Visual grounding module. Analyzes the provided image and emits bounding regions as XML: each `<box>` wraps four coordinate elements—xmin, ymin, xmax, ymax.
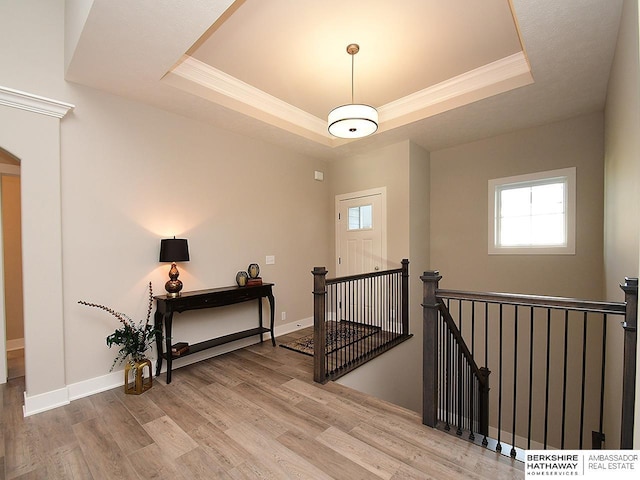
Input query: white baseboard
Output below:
<box><xmin>23</xmin><ymin>387</ymin><xmax>70</xmax><ymax>417</ymax></box>
<box><xmin>273</xmin><ymin>316</ymin><xmax>313</xmax><ymax>337</ymax></box>
<box><xmin>6</xmin><ymin>337</ymin><xmax>24</xmax><ymax>351</ymax></box>
<box><xmin>22</xmin><ymin>317</ymin><xmax>315</xmax><ymax>416</ymax></box>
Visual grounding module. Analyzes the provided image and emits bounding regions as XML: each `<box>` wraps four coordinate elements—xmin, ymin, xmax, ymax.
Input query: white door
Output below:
<box><xmin>336</xmin><ymin>189</ymin><xmax>386</xmax><ymax>276</ymax></box>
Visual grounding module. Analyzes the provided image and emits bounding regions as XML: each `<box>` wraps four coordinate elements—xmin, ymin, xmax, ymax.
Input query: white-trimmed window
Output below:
<box><xmin>488</xmin><ymin>167</ymin><xmax>576</xmax><ymax>255</ymax></box>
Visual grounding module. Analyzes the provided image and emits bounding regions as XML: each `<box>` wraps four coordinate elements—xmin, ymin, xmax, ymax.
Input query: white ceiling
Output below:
<box><xmin>65</xmin><ymin>0</ymin><xmax>623</xmax><ymax>160</ymax></box>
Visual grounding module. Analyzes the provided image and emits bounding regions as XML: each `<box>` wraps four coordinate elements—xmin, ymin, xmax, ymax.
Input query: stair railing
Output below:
<box><xmin>422</xmin><ymin>271</ymin><xmax>637</xmax><ymax>457</ymax></box>
<box><xmin>312</xmin><ymin>259</ymin><xmax>411</xmax><ymax>383</ymax></box>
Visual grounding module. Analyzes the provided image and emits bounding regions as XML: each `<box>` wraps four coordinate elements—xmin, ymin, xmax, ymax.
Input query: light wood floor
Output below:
<box><xmin>0</xmin><ymin>329</ymin><xmax>524</xmax><ymax>479</ymax></box>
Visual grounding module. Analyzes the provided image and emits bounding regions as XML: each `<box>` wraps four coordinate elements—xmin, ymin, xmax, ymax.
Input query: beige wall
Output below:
<box><xmin>603</xmin><ymin>0</ymin><xmax>640</xmax><ymax>449</ymax></box>
<box><xmin>328</xmin><ymin>140</ymin><xmax>430</xmax><ymax>413</ymax></box>
<box><xmin>430</xmin><ymin>112</ymin><xmax>605</xmax><ymax>300</ymax></box>
<box><xmin>1</xmin><ymin>174</ymin><xmax>24</xmax><ymax>342</ymax></box>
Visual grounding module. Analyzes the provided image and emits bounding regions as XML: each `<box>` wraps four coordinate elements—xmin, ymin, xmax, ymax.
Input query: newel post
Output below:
<box><xmin>401</xmin><ymin>259</ymin><xmax>409</xmax><ymax>336</ymax></box>
<box><xmin>312</xmin><ymin>267</ymin><xmax>328</xmax><ymax>384</ymax></box>
<box><xmin>422</xmin><ymin>270</ymin><xmax>442</xmax><ymax>427</ymax></box>
<box><xmin>620</xmin><ymin>277</ymin><xmax>638</xmax><ymax>449</ymax></box>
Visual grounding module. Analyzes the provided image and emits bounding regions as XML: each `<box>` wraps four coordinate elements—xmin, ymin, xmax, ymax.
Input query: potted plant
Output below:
<box><xmin>79</xmin><ymin>282</ymin><xmax>158</xmax><ymax>394</ymax></box>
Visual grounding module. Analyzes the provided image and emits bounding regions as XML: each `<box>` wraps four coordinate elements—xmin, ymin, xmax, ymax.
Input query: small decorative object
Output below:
<box><xmin>79</xmin><ymin>282</ymin><xmax>158</xmax><ymax>395</ymax></box>
<box><xmin>236</xmin><ymin>271</ymin><xmax>248</xmax><ymax>287</ymax></box>
<box><xmin>124</xmin><ymin>358</ymin><xmax>153</xmax><ymax>395</ymax></box>
<box><xmin>171</xmin><ymin>342</ymin><xmax>189</xmax><ymax>356</ymax></box>
<box><xmin>247</xmin><ymin>276</ymin><xmax>263</xmax><ymax>286</ymax></box>
<box><xmin>159</xmin><ymin>237</ymin><xmax>190</xmax><ymax>297</ymax></box>
<box><xmin>247</xmin><ymin>263</ymin><xmax>260</xmax><ymax>279</ymax></box>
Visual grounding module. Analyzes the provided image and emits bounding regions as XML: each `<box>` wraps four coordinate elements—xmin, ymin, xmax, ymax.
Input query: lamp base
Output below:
<box><xmin>165</xmin><ymin>262</ymin><xmax>183</xmax><ymax>297</ymax></box>
<box><xmin>165</xmin><ymin>279</ymin><xmax>183</xmax><ymax>297</ymax></box>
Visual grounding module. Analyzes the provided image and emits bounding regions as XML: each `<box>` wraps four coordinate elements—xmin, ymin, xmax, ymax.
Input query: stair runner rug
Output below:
<box><xmin>280</xmin><ymin>320</ymin><xmax>380</xmax><ymax>357</ymax></box>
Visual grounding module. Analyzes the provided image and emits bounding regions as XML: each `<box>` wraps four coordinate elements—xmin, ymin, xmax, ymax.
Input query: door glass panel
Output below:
<box><xmin>348</xmin><ymin>204</ymin><xmax>373</xmax><ymax>230</ymax></box>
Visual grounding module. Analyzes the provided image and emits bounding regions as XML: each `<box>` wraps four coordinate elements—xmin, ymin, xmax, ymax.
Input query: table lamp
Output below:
<box><xmin>159</xmin><ymin>237</ymin><xmax>190</xmax><ymax>297</ymax></box>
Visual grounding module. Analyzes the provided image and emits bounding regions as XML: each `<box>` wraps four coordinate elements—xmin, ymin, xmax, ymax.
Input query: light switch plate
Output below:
<box><xmin>266</xmin><ymin>255</ymin><xmax>275</xmax><ymax>265</ymax></box>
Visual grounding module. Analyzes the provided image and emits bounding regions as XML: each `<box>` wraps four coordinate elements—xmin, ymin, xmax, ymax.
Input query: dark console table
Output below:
<box><xmin>154</xmin><ymin>283</ymin><xmax>275</xmax><ymax>384</ymax></box>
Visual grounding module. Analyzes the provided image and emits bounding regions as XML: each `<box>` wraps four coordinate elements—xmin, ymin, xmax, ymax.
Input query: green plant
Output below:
<box><xmin>79</xmin><ymin>282</ymin><xmax>158</xmax><ymax>371</ymax></box>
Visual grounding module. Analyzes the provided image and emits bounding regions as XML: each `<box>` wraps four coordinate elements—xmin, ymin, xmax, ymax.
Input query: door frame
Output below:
<box><xmin>335</xmin><ymin>186</ymin><xmax>388</xmax><ymax>276</ymax></box>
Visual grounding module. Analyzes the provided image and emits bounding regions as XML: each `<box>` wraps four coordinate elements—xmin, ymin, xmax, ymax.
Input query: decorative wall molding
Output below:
<box><xmin>0</xmin><ymin>86</ymin><xmax>74</xmax><ymax>119</ymax></box>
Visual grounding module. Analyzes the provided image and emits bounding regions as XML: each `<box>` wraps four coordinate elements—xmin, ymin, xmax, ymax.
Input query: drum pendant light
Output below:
<box><xmin>328</xmin><ymin>44</ymin><xmax>378</xmax><ymax>139</ymax></box>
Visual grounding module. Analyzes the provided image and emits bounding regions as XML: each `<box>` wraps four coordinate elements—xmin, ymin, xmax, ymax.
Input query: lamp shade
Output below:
<box><xmin>159</xmin><ymin>238</ymin><xmax>190</xmax><ymax>262</ymax></box>
<box><xmin>328</xmin><ymin>104</ymin><xmax>378</xmax><ymax>139</ymax></box>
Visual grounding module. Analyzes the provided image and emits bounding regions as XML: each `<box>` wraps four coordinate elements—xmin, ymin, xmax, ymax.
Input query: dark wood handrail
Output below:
<box><xmin>437</xmin><ymin>289</ymin><xmax>627</xmax><ymax>315</ymax></box>
<box><xmin>326</xmin><ymin>266</ymin><xmax>403</xmax><ymax>285</ymax></box>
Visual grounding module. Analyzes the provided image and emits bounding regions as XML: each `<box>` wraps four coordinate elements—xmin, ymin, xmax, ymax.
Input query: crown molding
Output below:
<box><xmin>379</xmin><ymin>52</ymin><xmax>531</xmax><ymax>121</ymax></box>
<box><xmin>169</xmin><ymin>56</ymin><xmax>328</xmax><ymax>137</ymax></box>
<box><xmin>166</xmin><ymin>51</ymin><xmax>531</xmax><ymax>145</ymax></box>
<box><xmin>0</xmin><ymin>86</ymin><xmax>75</xmax><ymax>119</ymax></box>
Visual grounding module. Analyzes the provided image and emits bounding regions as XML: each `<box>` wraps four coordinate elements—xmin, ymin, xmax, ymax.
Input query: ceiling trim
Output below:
<box><xmin>380</xmin><ymin>52</ymin><xmax>531</xmax><ymax>121</ymax></box>
<box><xmin>0</xmin><ymin>85</ymin><xmax>75</xmax><ymax>119</ymax></box>
<box><xmin>167</xmin><ymin>55</ymin><xmax>328</xmax><ymax>136</ymax></box>
<box><xmin>164</xmin><ymin>51</ymin><xmax>532</xmax><ymax>146</ymax></box>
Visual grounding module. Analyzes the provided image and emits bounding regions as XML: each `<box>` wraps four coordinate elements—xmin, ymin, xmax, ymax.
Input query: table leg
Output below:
<box><xmin>154</xmin><ymin>309</ymin><xmax>163</xmax><ymax>377</ymax></box>
<box><xmin>258</xmin><ymin>298</ymin><xmax>264</xmax><ymax>343</ymax></box>
<box><xmin>164</xmin><ymin>313</ymin><xmax>174</xmax><ymax>384</ymax></box>
<box><xmin>267</xmin><ymin>292</ymin><xmax>276</xmax><ymax>346</ymax></box>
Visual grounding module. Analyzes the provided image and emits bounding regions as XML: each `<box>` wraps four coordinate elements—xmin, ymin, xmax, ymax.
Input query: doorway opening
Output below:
<box><xmin>0</xmin><ymin>147</ymin><xmax>24</xmax><ymax>382</ymax></box>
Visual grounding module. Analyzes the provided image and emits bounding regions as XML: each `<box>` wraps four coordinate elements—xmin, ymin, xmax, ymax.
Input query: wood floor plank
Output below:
<box><xmin>42</xmin><ymin>443</ymin><xmax>94</xmax><ymax>480</ymax></box>
<box><xmin>113</xmin><ymin>385</ymin><xmax>167</xmax><ymax>426</ymax></box>
<box><xmin>126</xmin><ymin>442</ymin><xmax>187</xmax><ymax>480</ymax></box>
<box><xmin>231</xmin><ymin>382</ymin><xmax>329</xmax><ymax>438</ymax></box>
<box><xmin>316</xmin><ymin>426</ymin><xmax>428</xmax><ymax>480</ymax></box>
<box><xmin>188</xmin><ymin>422</ymin><xmax>248</xmax><ymax>471</ymax></box>
<box><xmin>175</xmin><ymin>447</ymin><xmax>235</xmax><ymax>480</ymax></box>
<box><xmin>72</xmin><ymin>417</ymin><xmax>140</xmax><ymax>480</ymax></box>
<box><xmin>88</xmin><ymin>390</ymin><xmax>153</xmax><ymax>454</ymax></box>
<box><xmin>350</xmin><ymin>421</ymin><xmax>488</xmax><ymax>480</ymax></box>
<box><xmin>225</xmin><ymin>421</ymin><xmax>334</xmax><ymax>480</ymax></box>
<box><xmin>143</xmin><ymin>385</ymin><xmax>209</xmax><ymax>433</ymax></box>
<box><xmin>142</xmin><ymin>416</ymin><xmax>198</xmax><ymax>461</ymax></box>
<box><xmin>276</xmin><ymin>428</ymin><xmax>375</xmax><ymax>480</ymax></box>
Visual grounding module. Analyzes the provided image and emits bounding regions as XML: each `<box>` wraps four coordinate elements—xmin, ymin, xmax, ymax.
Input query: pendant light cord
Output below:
<box><xmin>351</xmin><ymin>53</ymin><xmax>355</xmax><ymax>104</ymax></box>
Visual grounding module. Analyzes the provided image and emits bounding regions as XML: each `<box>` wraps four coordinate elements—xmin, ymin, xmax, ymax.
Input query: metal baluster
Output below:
<box><xmin>561</xmin><ymin>310</ymin><xmax>569</xmax><ymax>449</ymax></box>
<box><xmin>527</xmin><ymin>306</ymin><xmax>534</xmax><ymax>450</ymax></box>
<box><xmin>596</xmin><ymin>315</ymin><xmax>607</xmax><ymax>448</ymax></box>
<box><xmin>544</xmin><ymin>309</ymin><xmax>551</xmax><ymax>449</ymax></box>
<box><xmin>470</xmin><ymin>301</ymin><xmax>476</xmax><ymax>441</ymax></box>
<box><xmin>483</xmin><ymin>302</ymin><xmax>489</xmax><ymax>447</ymax></box>
<box><xmin>511</xmin><ymin>306</ymin><xmax>518</xmax><ymax>458</ymax></box>
<box><xmin>496</xmin><ymin>304</ymin><xmax>503</xmax><ymax>453</ymax></box>
<box><xmin>579</xmin><ymin>311</ymin><xmax>588</xmax><ymax>449</ymax></box>
<box><xmin>457</xmin><ymin>341</ymin><xmax>463</xmax><ymax>436</ymax></box>
<box><xmin>445</xmin><ymin>326</ymin><xmax>451</xmax><ymax>431</ymax></box>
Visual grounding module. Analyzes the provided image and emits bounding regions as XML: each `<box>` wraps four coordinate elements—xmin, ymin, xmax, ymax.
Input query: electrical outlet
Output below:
<box><xmin>266</xmin><ymin>255</ymin><xmax>275</xmax><ymax>265</ymax></box>
<box><xmin>281</xmin><ymin>311</ymin><xmax>286</xmax><ymax>321</ymax></box>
